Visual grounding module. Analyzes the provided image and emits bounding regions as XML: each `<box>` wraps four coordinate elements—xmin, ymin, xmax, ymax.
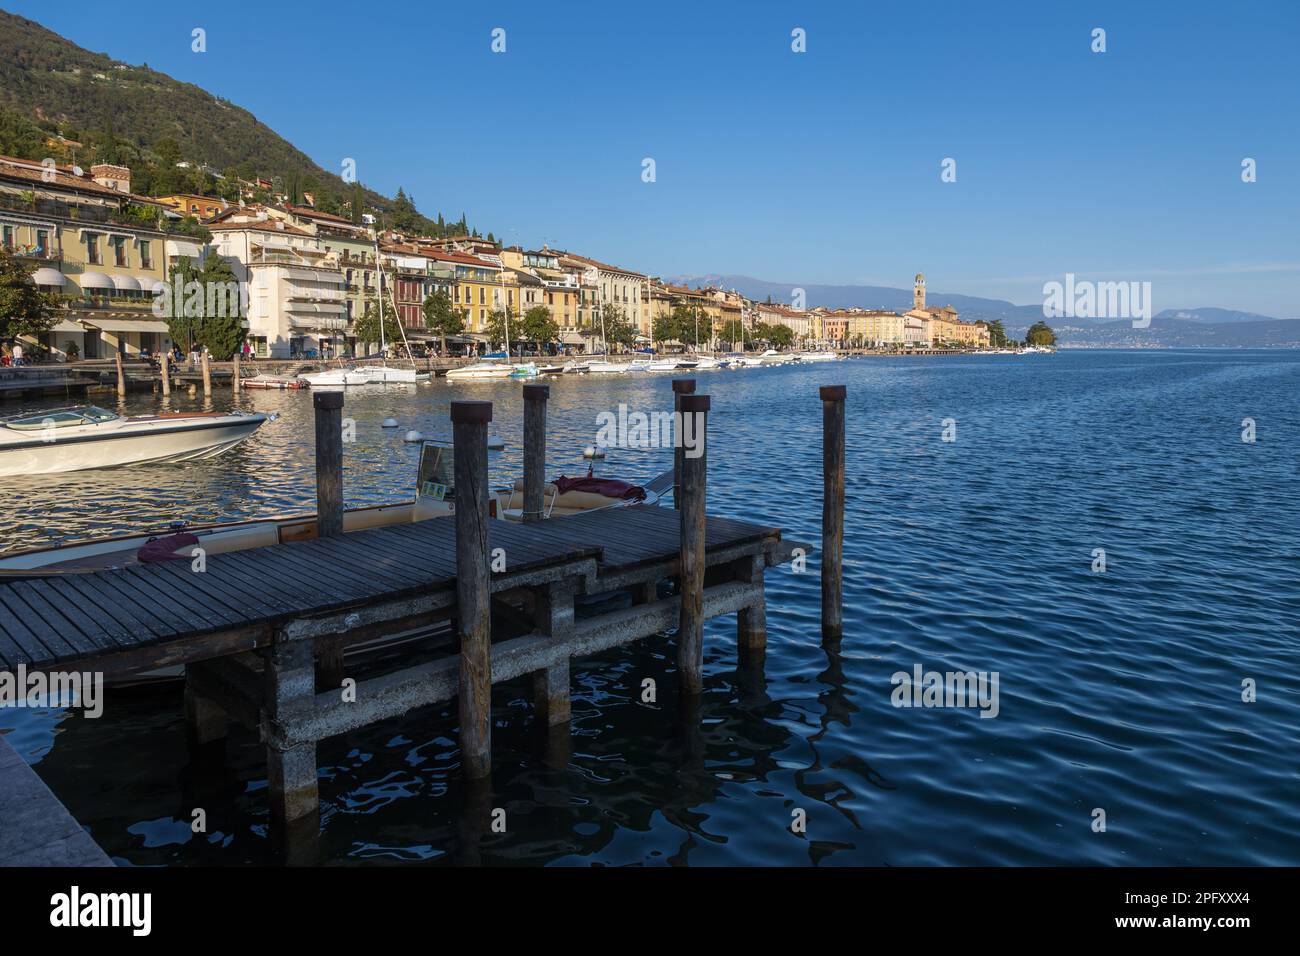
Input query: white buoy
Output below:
<box><xmin>583</xmin><ymin>446</ymin><xmax>606</xmax><ymax>459</ymax></box>
<box><xmin>382</xmin><ymin>417</ymin><xmax>399</xmax><ymax>428</ymax></box>
<box><xmin>403</xmin><ymin>430</ymin><xmax>423</xmax><ymax>443</ymax></box>
<box><xmin>487</xmin><ymin>435</ymin><xmax>505</xmax><ymax>450</ymax></box>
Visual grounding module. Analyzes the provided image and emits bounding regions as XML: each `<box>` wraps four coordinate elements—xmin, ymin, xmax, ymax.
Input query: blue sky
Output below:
<box><xmin>9</xmin><ymin>0</ymin><xmax>1299</xmax><ymax>314</ymax></box>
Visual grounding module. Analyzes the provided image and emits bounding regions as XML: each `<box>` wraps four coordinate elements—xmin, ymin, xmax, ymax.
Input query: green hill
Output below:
<box><xmin>0</xmin><ymin>9</ymin><xmax>484</xmax><ymax>238</ymax></box>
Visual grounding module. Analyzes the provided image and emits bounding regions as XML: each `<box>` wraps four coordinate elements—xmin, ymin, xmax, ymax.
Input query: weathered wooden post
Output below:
<box><xmin>522</xmin><ymin>383</ymin><xmax>549</xmax><ymax>524</ymax></box>
<box><xmin>677</xmin><ymin>393</ymin><xmax>709</xmax><ymax>695</ymax></box>
<box><xmin>159</xmin><ymin>350</ymin><xmax>170</xmax><ymax>397</ymax></box>
<box><xmin>114</xmin><ymin>350</ymin><xmax>126</xmax><ymax>398</ymax></box>
<box><xmin>201</xmin><ymin>349</ymin><xmax>212</xmax><ymax>396</ymax></box>
<box><xmin>820</xmin><ymin>385</ymin><xmax>846</xmax><ymax>642</ymax></box>
<box><xmin>232</xmin><ymin>350</ymin><xmax>241</xmax><ymax>393</ymax></box>
<box><xmin>671</xmin><ymin>378</ymin><xmax>696</xmax><ymax>509</ymax></box>
<box><xmin>313</xmin><ymin>391</ymin><xmax>344</xmax><ymax>539</ymax></box>
<box><xmin>451</xmin><ymin>400</ymin><xmax>493</xmax><ymax>779</ymax></box>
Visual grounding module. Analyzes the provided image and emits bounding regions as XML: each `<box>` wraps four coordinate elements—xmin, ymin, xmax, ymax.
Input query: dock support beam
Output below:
<box><xmin>671</xmin><ymin>378</ymin><xmax>696</xmax><ymax>509</ymax></box>
<box><xmin>522</xmin><ymin>383</ymin><xmax>549</xmax><ymax>523</ymax></box>
<box><xmin>677</xmin><ymin>393</ymin><xmax>709</xmax><ymax>695</ymax></box>
<box><xmin>313</xmin><ymin>391</ymin><xmax>344</xmax><ymax>538</ymax></box>
<box><xmin>114</xmin><ymin>350</ymin><xmax>126</xmax><ymax>399</ymax></box>
<box><xmin>735</xmin><ymin>553</ymin><xmax>768</xmax><ymax>659</ymax></box>
<box><xmin>232</xmin><ymin>350</ymin><xmax>241</xmax><ymax>393</ymax></box>
<box><xmin>820</xmin><ymin>385</ymin><xmax>846</xmax><ymax>642</ymax></box>
<box><xmin>160</xmin><ymin>350</ymin><xmax>170</xmax><ymax>398</ymax></box>
<box><xmin>452</xmin><ymin>400</ymin><xmax>494</xmax><ymax>779</ymax></box>
<box><xmin>532</xmin><ymin>580</ymin><xmax>575</xmax><ymax>726</ymax></box>
<box><xmin>184</xmin><ymin>681</ymin><xmax>227</xmax><ymax>747</ymax></box>
<box><xmin>264</xmin><ymin>639</ymin><xmax>318</xmax><ymax>825</ymax></box>
<box><xmin>201</xmin><ymin>350</ymin><xmax>212</xmax><ymax>396</ymax></box>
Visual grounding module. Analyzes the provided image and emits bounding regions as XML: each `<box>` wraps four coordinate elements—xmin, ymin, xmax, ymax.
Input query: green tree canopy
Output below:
<box><xmin>520</xmin><ymin>306</ymin><xmax>558</xmax><ymax>352</ymax></box>
<box><xmin>602</xmin><ymin>303</ymin><xmax>637</xmax><ymax>349</ymax></box>
<box><xmin>351</xmin><ymin>302</ymin><xmax>403</xmax><ymax>347</ymax></box>
<box><xmin>0</xmin><ymin>247</ymin><xmax>58</xmax><ymax>341</ymax></box>
<box><xmin>422</xmin><ymin>288</ymin><xmax>462</xmax><ymax>354</ymax></box>
<box><xmin>160</xmin><ymin>254</ymin><xmax>245</xmax><ymax>358</ymax></box>
<box><xmin>985</xmin><ymin>319</ymin><xmax>1008</xmax><ymax>348</ymax></box>
<box><xmin>1025</xmin><ymin>320</ymin><xmax>1057</xmax><ymax>346</ymax></box>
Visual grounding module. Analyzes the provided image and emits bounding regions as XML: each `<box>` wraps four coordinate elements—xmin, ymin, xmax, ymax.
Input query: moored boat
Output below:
<box><xmin>242</xmin><ymin>374</ymin><xmax>308</xmax><ymax>389</ymax></box>
<box><xmin>0</xmin><ymin>406</ymin><xmax>274</xmax><ymax>477</ymax></box>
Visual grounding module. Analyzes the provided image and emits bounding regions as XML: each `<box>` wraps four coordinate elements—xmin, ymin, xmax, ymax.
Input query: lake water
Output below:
<box><xmin>2</xmin><ymin>349</ymin><xmax>1297</xmax><ymax>865</ymax></box>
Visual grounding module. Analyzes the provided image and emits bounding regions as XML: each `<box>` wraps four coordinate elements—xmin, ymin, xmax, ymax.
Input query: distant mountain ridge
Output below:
<box><xmin>668</xmin><ymin>273</ymin><xmax>1298</xmax><ymax>347</ymax></box>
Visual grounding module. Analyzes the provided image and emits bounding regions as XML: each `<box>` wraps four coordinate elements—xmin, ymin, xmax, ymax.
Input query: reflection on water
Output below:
<box><xmin>3</xmin><ymin>351</ymin><xmax>1299</xmax><ymax>865</ymax></box>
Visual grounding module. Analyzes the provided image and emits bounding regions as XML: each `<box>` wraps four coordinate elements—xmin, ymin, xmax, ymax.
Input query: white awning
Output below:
<box><xmin>289</xmin><ymin>316</ymin><xmax>348</xmax><ymax>331</ymax></box>
<box><xmin>286</xmin><ymin>302</ymin><xmax>346</xmax><ymax>315</ymax></box>
<box><xmin>165</xmin><ymin>239</ymin><xmax>205</xmax><ymax>259</ymax></box>
<box><xmin>111</xmin><ymin>274</ymin><xmax>142</xmax><ymax>292</ymax></box>
<box><xmin>77</xmin><ymin>272</ymin><xmax>115</xmax><ymax>291</ymax></box>
<box><xmin>81</xmin><ymin>319</ymin><xmax>171</xmax><ymax>333</ymax></box>
<box><xmin>32</xmin><ymin>267</ymin><xmax>66</xmax><ymax>287</ymax></box>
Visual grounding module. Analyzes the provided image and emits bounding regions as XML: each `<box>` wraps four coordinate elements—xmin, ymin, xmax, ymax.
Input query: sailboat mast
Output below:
<box><xmin>374</xmin><ymin>236</ymin><xmax>386</xmax><ymax>362</ymax></box>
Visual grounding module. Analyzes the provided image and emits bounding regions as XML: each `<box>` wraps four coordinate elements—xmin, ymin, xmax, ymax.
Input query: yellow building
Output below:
<box><xmin>155</xmin><ymin>194</ymin><xmax>228</xmax><ymax>220</ymax></box>
<box><xmin>1</xmin><ymin>157</ymin><xmax>176</xmax><ymax>359</ymax></box>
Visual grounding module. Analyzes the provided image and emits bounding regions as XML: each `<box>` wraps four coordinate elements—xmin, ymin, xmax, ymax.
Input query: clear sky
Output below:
<box><xmin>8</xmin><ymin>0</ymin><xmax>1298</xmax><ymax>315</ymax></box>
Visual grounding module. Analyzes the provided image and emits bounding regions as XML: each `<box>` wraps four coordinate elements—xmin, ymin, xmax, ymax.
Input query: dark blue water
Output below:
<box><xmin>2</xmin><ymin>349</ymin><xmax>1297</xmax><ymax>865</ymax></box>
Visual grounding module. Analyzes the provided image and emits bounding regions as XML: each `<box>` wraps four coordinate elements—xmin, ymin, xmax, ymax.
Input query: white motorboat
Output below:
<box><xmin>538</xmin><ymin>364</ymin><xmax>567</xmax><ymax>375</ymax></box>
<box><xmin>0</xmin><ymin>406</ymin><xmax>273</xmax><ymax>478</ymax></box>
<box><xmin>691</xmin><ymin>356</ymin><xmax>721</xmax><ymax>370</ymax></box>
<box><xmin>299</xmin><ymin>366</ymin><xmax>371</xmax><ymax>387</ymax></box>
<box><xmin>644</xmin><ymin>359</ymin><xmax>681</xmax><ymax>372</ymax></box>
<box><xmin>364</xmin><ymin>365</ymin><xmax>428</xmax><ymax>384</ymax></box>
<box><xmin>585</xmin><ymin>360</ymin><xmax>629</xmax><ymax>375</ymax></box>
<box><xmin>797</xmin><ymin>351</ymin><xmax>840</xmax><ymax>363</ymax></box>
<box><xmin>757</xmin><ymin>349</ymin><xmax>793</xmax><ymax>365</ymax></box>
<box><xmin>445</xmin><ymin>356</ymin><xmax>516</xmax><ymax>380</ymax></box>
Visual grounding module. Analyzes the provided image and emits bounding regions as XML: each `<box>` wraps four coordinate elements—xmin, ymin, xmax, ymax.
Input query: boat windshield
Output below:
<box><xmin>416</xmin><ymin>440</ymin><xmax>454</xmax><ymax>499</ymax></box>
<box><xmin>2</xmin><ymin>406</ymin><xmax>119</xmax><ymax>431</ymax></box>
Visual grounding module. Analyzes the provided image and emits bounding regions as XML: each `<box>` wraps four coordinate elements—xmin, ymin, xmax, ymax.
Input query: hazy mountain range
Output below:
<box><xmin>668</xmin><ymin>274</ymin><xmax>1300</xmax><ymax>347</ymax></box>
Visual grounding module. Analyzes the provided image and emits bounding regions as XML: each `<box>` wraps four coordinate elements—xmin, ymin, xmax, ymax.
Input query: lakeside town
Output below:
<box><xmin>0</xmin><ymin>154</ymin><xmax>1021</xmax><ymax>365</ymax></box>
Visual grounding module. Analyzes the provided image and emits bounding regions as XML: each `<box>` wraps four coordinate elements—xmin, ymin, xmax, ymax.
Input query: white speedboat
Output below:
<box><xmin>364</xmin><ymin>365</ymin><xmax>428</xmax><ymax>384</ymax></box>
<box><xmin>445</xmin><ymin>356</ymin><xmax>515</xmax><ymax>380</ymax></box>
<box><xmin>758</xmin><ymin>349</ymin><xmax>793</xmax><ymax>365</ymax></box>
<box><xmin>299</xmin><ymin>366</ymin><xmax>371</xmax><ymax>387</ymax></box>
<box><xmin>585</xmin><ymin>360</ymin><xmax>629</xmax><ymax>375</ymax></box>
<box><xmin>798</xmin><ymin>351</ymin><xmax>840</xmax><ymax>363</ymax></box>
<box><xmin>644</xmin><ymin>359</ymin><xmax>681</xmax><ymax>372</ymax></box>
<box><xmin>0</xmin><ymin>406</ymin><xmax>273</xmax><ymax>477</ymax></box>
<box><xmin>691</xmin><ymin>356</ymin><xmax>721</xmax><ymax>370</ymax></box>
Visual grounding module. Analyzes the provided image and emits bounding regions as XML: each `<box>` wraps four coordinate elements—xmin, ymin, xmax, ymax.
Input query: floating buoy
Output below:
<box><xmin>487</xmin><ymin>435</ymin><xmax>505</xmax><ymax>450</ymax></box>
<box><xmin>403</xmin><ymin>430</ymin><xmax>423</xmax><ymax>443</ymax></box>
<box><xmin>583</xmin><ymin>446</ymin><xmax>606</xmax><ymax>459</ymax></box>
<box><xmin>382</xmin><ymin>417</ymin><xmax>399</xmax><ymax>428</ymax></box>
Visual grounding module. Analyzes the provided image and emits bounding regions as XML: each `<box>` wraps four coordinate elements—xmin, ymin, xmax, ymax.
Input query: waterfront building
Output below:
<box><xmin>558</xmin><ymin>252</ymin><xmax>647</xmax><ymax>342</ymax></box>
<box><xmin>155</xmin><ymin>194</ymin><xmax>228</xmax><ymax>220</ymax></box>
<box><xmin>0</xmin><ymin>156</ymin><xmax>177</xmax><ymax>359</ymax></box>
<box><xmin>209</xmin><ymin>208</ymin><xmax>345</xmax><ymax>358</ymax></box>
<box><xmin>757</xmin><ymin>302</ymin><xmax>810</xmax><ymax>341</ymax></box>
<box><xmin>905</xmin><ymin>272</ymin><xmax>988</xmax><ymax>348</ymax></box>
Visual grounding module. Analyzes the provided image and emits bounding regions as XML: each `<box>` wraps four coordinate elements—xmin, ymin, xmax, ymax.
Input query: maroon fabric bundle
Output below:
<box><xmin>552</xmin><ymin>475</ymin><xmax>646</xmax><ymax>501</ymax></box>
<box><xmin>138</xmin><ymin>532</ymin><xmax>201</xmax><ymax>563</ymax></box>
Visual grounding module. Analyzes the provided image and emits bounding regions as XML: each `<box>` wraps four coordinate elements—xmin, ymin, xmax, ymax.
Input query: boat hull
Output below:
<box><xmin>0</xmin><ymin>416</ymin><xmax>269</xmax><ymax>477</ymax></box>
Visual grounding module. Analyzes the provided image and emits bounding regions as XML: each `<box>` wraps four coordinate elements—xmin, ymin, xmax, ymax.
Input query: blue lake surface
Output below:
<box><xmin>1</xmin><ymin>349</ymin><xmax>1297</xmax><ymax>865</ymax></box>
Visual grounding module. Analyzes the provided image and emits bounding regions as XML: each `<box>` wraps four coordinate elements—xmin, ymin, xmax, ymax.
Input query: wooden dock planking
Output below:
<box><xmin>0</xmin><ymin>505</ymin><xmax>777</xmax><ymax>673</ymax></box>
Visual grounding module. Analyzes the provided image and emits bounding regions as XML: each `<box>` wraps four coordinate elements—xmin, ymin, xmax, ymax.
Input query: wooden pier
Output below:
<box><xmin>0</xmin><ymin>379</ymin><xmax>846</xmax><ymax>844</ymax></box>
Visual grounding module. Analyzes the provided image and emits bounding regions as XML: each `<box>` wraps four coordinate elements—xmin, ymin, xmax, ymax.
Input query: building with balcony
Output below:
<box><xmin>209</xmin><ymin>209</ymin><xmax>345</xmax><ymax>358</ymax></box>
<box><xmin>0</xmin><ymin>155</ymin><xmax>176</xmax><ymax>359</ymax></box>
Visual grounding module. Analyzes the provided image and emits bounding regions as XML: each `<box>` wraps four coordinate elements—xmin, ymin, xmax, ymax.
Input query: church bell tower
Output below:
<box><xmin>913</xmin><ymin>273</ymin><xmax>926</xmax><ymax>311</ymax></box>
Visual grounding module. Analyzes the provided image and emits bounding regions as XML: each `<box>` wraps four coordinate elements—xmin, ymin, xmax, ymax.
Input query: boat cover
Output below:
<box><xmin>552</xmin><ymin>475</ymin><xmax>646</xmax><ymax>501</ymax></box>
<box><xmin>138</xmin><ymin>532</ymin><xmax>200</xmax><ymax>563</ymax></box>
